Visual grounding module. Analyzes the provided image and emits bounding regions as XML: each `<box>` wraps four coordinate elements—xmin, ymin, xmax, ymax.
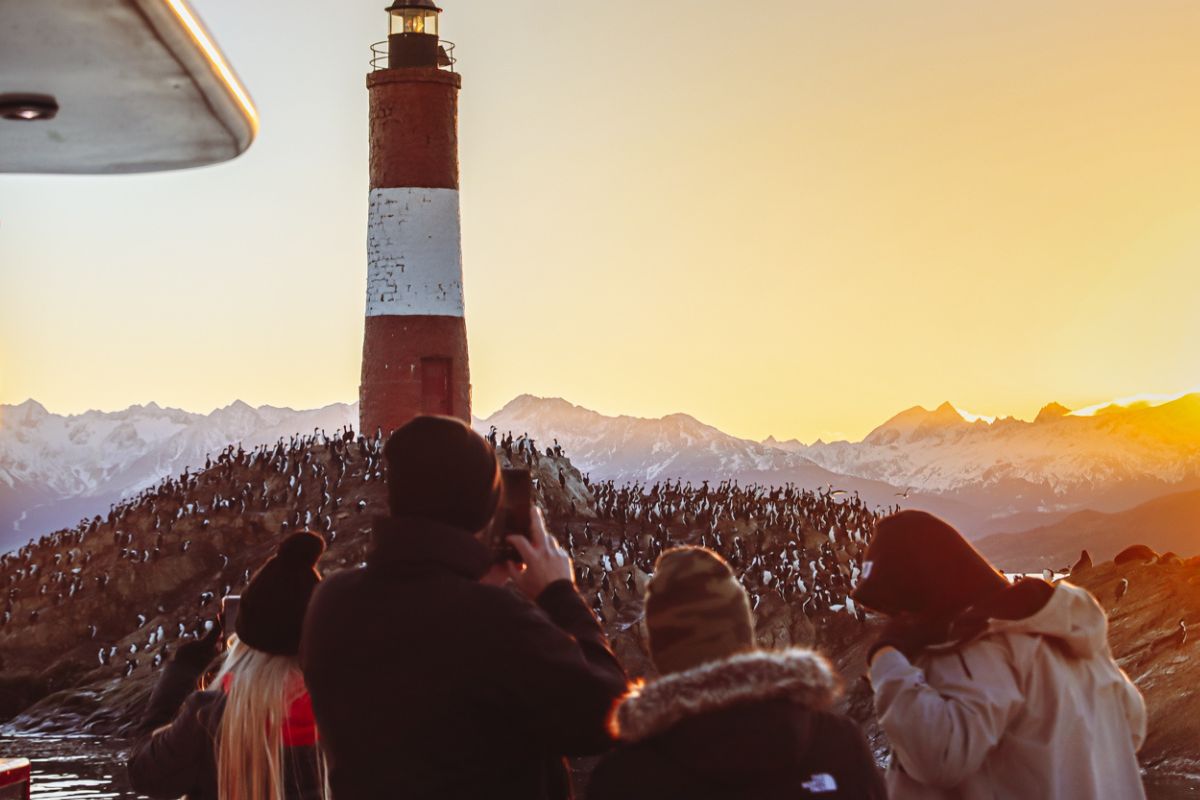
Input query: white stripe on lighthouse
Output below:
<box><xmin>366</xmin><ymin>187</ymin><xmax>464</xmax><ymax>317</ymax></box>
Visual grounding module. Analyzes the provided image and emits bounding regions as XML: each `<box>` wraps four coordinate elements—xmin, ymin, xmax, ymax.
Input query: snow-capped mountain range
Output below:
<box><xmin>479</xmin><ymin>393</ymin><xmax>1200</xmax><ymax>535</ymax></box>
<box><xmin>3</xmin><ymin>392</ymin><xmax>1199</xmax><ymax>552</ymax></box>
<box><xmin>775</xmin><ymin>395</ymin><xmax>1200</xmax><ymax>525</ymax></box>
<box><xmin>0</xmin><ymin>400</ymin><xmax>355</xmax><ymax>552</ymax></box>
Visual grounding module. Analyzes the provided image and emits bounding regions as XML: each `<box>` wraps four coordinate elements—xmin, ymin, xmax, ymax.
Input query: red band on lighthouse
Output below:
<box><xmin>359</xmin><ymin>42</ymin><xmax>471</xmax><ymax>437</ymax></box>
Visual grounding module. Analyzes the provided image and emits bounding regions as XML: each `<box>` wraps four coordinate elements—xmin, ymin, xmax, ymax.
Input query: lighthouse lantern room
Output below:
<box><xmin>386</xmin><ymin>0</ymin><xmax>443</xmax><ymax>68</ymax></box>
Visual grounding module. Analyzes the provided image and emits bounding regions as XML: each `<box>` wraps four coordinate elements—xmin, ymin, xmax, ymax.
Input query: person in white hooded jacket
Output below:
<box><xmin>852</xmin><ymin>510</ymin><xmax>1147</xmax><ymax>800</ymax></box>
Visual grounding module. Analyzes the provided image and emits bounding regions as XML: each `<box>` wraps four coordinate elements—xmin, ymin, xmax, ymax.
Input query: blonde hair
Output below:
<box><xmin>212</xmin><ymin>636</ymin><xmax>329</xmax><ymax>800</ymax></box>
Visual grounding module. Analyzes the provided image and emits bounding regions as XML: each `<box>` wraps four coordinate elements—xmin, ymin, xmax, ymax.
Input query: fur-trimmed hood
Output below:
<box><xmin>612</xmin><ymin>647</ymin><xmax>842</xmax><ymax>743</ymax></box>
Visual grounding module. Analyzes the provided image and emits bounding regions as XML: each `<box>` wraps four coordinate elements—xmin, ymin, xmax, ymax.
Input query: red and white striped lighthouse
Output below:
<box><xmin>360</xmin><ymin>0</ymin><xmax>470</xmax><ymax>437</ymax></box>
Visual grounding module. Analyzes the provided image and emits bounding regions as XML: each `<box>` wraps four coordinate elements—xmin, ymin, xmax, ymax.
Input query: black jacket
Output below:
<box><xmin>299</xmin><ymin>515</ymin><xmax>627</xmax><ymax>800</ymax></box>
<box><xmin>126</xmin><ymin>659</ymin><xmax>324</xmax><ymax>800</ymax></box>
<box><xmin>588</xmin><ymin>649</ymin><xmax>886</xmax><ymax>800</ymax></box>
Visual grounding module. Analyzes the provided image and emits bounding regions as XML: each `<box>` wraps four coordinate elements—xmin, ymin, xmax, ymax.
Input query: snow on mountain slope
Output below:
<box><xmin>783</xmin><ymin>395</ymin><xmax>1200</xmax><ymax>502</ymax></box>
<box><xmin>475</xmin><ymin>395</ymin><xmax>974</xmax><ymax>527</ymax></box>
<box><xmin>5</xmin><ymin>391</ymin><xmax>1198</xmax><ymax>551</ymax></box>
<box><xmin>0</xmin><ymin>400</ymin><xmax>355</xmax><ymax>550</ymax></box>
<box><xmin>476</xmin><ymin>395</ymin><xmax>800</xmax><ymax>482</ymax></box>
<box><xmin>479</xmin><ymin>393</ymin><xmax>1200</xmax><ymax>535</ymax></box>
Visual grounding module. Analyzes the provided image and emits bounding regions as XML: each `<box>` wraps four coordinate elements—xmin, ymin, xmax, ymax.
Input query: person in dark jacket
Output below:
<box><xmin>127</xmin><ymin>531</ymin><xmax>328</xmax><ymax>800</ymax></box>
<box><xmin>300</xmin><ymin>415</ymin><xmax>627</xmax><ymax>800</ymax></box>
<box><xmin>588</xmin><ymin>546</ymin><xmax>885</xmax><ymax>800</ymax></box>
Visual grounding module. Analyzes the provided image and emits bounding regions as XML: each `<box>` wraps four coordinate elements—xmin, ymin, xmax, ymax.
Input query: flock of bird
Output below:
<box><xmin>569</xmin><ymin>477</ymin><xmax>886</xmax><ymax>626</ymax></box>
<box><xmin>4</xmin><ymin>426</ymin><xmax>1193</xmax><ymax>691</ymax></box>
<box><xmin>1</xmin><ymin>427</ymin><xmax>384</xmax><ymax>678</ymax></box>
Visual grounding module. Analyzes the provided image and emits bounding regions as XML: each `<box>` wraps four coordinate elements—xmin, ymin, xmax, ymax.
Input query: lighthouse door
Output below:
<box><xmin>421</xmin><ymin>357</ymin><xmax>453</xmax><ymax>416</ymax></box>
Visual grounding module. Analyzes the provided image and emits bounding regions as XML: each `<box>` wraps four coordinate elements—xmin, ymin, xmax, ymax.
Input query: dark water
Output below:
<box><xmin>0</xmin><ymin>732</ymin><xmax>1197</xmax><ymax>798</ymax></box>
<box><xmin>0</xmin><ymin>734</ymin><xmax>146</xmax><ymax>800</ymax></box>
<box><xmin>1150</xmin><ymin>776</ymin><xmax>1200</xmax><ymax>799</ymax></box>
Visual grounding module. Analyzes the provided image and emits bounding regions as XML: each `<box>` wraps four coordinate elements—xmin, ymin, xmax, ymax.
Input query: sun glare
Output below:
<box><xmin>1069</xmin><ymin>387</ymin><xmax>1200</xmax><ymax>418</ymax></box>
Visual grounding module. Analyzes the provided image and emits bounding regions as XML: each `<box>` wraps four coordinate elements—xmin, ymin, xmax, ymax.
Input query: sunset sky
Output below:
<box><xmin>2</xmin><ymin>0</ymin><xmax>1200</xmax><ymax>442</ymax></box>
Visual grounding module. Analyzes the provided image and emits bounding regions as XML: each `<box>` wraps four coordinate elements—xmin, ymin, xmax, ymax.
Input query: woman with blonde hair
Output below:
<box><xmin>128</xmin><ymin>531</ymin><xmax>328</xmax><ymax>800</ymax></box>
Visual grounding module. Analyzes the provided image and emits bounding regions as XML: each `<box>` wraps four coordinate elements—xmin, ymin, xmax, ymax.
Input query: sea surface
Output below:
<box><xmin>0</xmin><ymin>731</ymin><xmax>1197</xmax><ymax>798</ymax></box>
<box><xmin>0</xmin><ymin>733</ymin><xmax>146</xmax><ymax>800</ymax></box>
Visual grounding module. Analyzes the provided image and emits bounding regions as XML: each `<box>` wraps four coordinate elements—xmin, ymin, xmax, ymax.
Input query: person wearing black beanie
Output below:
<box><xmin>853</xmin><ymin>510</ymin><xmax>1009</xmax><ymax>624</ymax></box>
<box><xmin>301</xmin><ymin>414</ymin><xmax>626</xmax><ymax>800</ymax></box>
<box><xmin>383</xmin><ymin>414</ymin><xmax>502</xmax><ymax>532</ymax></box>
<box><xmin>854</xmin><ymin>511</ymin><xmax>1147</xmax><ymax>799</ymax></box>
<box><xmin>129</xmin><ymin>531</ymin><xmax>329</xmax><ymax>800</ymax></box>
<box><xmin>237</xmin><ymin>531</ymin><xmax>325</xmax><ymax>656</ymax></box>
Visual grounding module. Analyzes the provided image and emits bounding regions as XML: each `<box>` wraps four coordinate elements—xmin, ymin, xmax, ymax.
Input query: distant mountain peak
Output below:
<box><xmin>487</xmin><ymin>396</ymin><xmax>716</xmax><ymax>432</ymax></box>
<box><xmin>10</xmin><ymin>398</ymin><xmax>48</xmax><ymax>414</ymax></box>
<box><xmin>660</xmin><ymin>411</ymin><xmax>704</xmax><ymax>425</ymax></box>
<box><xmin>0</xmin><ymin>400</ymin><xmax>359</xmax><ymax>547</ymax></box>
<box><xmin>2</xmin><ymin>399</ymin><xmax>50</xmax><ymax>428</ymax></box>
<box><xmin>1143</xmin><ymin>393</ymin><xmax>1200</xmax><ymax>416</ymax></box>
<box><xmin>1069</xmin><ymin>390</ymin><xmax>1200</xmax><ymax>419</ymax></box>
<box><xmin>863</xmin><ymin>401</ymin><xmax>970</xmax><ymax>445</ymax></box>
<box><xmin>1035</xmin><ymin>402</ymin><xmax>1072</xmax><ymax>423</ymax></box>
<box><xmin>496</xmin><ymin>394</ymin><xmax>576</xmax><ymax>415</ymax></box>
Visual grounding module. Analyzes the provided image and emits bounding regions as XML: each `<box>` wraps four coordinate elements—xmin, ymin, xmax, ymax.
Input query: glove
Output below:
<box><xmin>174</xmin><ymin>621</ymin><xmax>224</xmax><ymax>672</ymax></box>
<box><xmin>868</xmin><ymin>615</ymin><xmax>949</xmax><ymax>664</ymax></box>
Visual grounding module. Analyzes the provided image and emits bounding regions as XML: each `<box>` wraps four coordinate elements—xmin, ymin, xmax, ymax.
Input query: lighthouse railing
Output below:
<box><xmin>370</xmin><ymin>40</ymin><xmax>456</xmax><ymax>72</ymax></box>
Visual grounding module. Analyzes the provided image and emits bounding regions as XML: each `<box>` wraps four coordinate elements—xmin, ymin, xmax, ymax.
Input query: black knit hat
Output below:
<box><xmin>852</xmin><ymin>510</ymin><xmax>1008</xmax><ymax>620</ymax></box>
<box><xmin>236</xmin><ymin>531</ymin><xmax>325</xmax><ymax>656</ymax></box>
<box><xmin>384</xmin><ymin>415</ymin><xmax>501</xmax><ymax>533</ymax></box>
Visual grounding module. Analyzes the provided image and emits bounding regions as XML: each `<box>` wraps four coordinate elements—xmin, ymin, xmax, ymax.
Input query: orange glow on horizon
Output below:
<box><xmin>1069</xmin><ymin>388</ymin><xmax>1200</xmax><ymax>418</ymax></box>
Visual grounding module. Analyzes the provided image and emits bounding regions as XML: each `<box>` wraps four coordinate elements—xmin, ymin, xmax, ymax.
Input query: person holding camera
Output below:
<box><xmin>300</xmin><ymin>415</ymin><xmax>627</xmax><ymax>800</ymax></box>
<box><xmin>853</xmin><ymin>510</ymin><xmax>1146</xmax><ymax>799</ymax></box>
<box><xmin>127</xmin><ymin>531</ymin><xmax>329</xmax><ymax>800</ymax></box>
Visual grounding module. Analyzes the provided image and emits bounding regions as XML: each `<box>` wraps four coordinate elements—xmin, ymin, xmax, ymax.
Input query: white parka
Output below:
<box><xmin>870</xmin><ymin>581</ymin><xmax>1147</xmax><ymax>799</ymax></box>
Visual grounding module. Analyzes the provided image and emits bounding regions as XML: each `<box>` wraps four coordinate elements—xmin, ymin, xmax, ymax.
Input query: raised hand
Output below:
<box><xmin>507</xmin><ymin>508</ymin><xmax>574</xmax><ymax>600</ymax></box>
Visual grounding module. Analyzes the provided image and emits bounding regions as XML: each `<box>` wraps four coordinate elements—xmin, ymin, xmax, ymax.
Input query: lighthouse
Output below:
<box><xmin>360</xmin><ymin>0</ymin><xmax>470</xmax><ymax>437</ymax></box>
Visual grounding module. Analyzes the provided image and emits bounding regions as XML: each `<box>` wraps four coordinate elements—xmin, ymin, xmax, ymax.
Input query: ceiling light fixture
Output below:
<box><xmin>0</xmin><ymin>94</ymin><xmax>59</xmax><ymax>121</ymax></box>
